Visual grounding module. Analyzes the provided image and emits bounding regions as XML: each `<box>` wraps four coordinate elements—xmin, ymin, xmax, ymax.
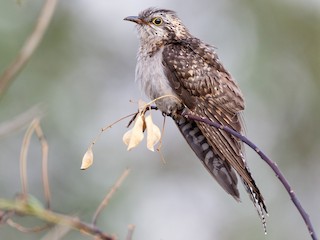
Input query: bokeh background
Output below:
<box><xmin>1</xmin><ymin>0</ymin><xmax>319</xmax><ymax>239</ymax></box>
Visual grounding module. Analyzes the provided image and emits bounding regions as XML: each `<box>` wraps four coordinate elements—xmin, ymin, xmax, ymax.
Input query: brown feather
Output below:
<box><xmin>162</xmin><ymin>39</ymin><xmax>267</xmax><ymax>215</ymax></box>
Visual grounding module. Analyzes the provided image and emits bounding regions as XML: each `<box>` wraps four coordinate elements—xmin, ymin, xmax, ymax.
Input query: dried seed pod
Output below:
<box><xmin>81</xmin><ymin>147</ymin><xmax>94</xmax><ymax>170</ymax></box>
<box><xmin>145</xmin><ymin>114</ymin><xmax>161</xmax><ymax>152</ymax></box>
<box><xmin>123</xmin><ymin>114</ymin><xmax>145</xmax><ymax>151</ymax></box>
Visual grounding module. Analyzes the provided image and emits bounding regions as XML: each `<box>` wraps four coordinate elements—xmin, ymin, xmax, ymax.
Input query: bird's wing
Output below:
<box><xmin>163</xmin><ymin>38</ymin><xmax>245</xmax><ymax>114</ymax></box>
<box><xmin>162</xmin><ymin>39</ymin><xmax>246</xmax><ymax>176</ymax></box>
<box><xmin>162</xmin><ymin>39</ymin><xmax>267</xmax><ymax>214</ymax></box>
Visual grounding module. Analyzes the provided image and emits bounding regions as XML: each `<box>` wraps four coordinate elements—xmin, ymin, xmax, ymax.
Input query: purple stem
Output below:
<box><xmin>184</xmin><ymin>113</ymin><xmax>317</xmax><ymax>240</ymax></box>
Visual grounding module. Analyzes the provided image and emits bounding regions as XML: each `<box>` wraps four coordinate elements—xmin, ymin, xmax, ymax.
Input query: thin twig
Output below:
<box><xmin>20</xmin><ymin>119</ymin><xmax>38</xmax><ymax>200</ymax></box>
<box><xmin>40</xmin><ymin>224</ymin><xmax>71</xmax><ymax>240</ymax></box>
<box><xmin>126</xmin><ymin>224</ymin><xmax>135</xmax><ymax>240</ymax></box>
<box><xmin>91</xmin><ymin>113</ymin><xmax>136</xmax><ymax>148</ymax></box>
<box><xmin>7</xmin><ymin>219</ymin><xmax>50</xmax><ymax>233</ymax></box>
<box><xmin>183</xmin><ymin>112</ymin><xmax>318</xmax><ymax>240</ymax></box>
<box><xmin>92</xmin><ymin>169</ymin><xmax>131</xmax><ymax>226</ymax></box>
<box><xmin>0</xmin><ymin>104</ymin><xmax>44</xmax><ymax>138</ymax></box>
<box><xmin>0</xmin><ymin>210</ymin><xmax>14</xmax><ymax>224</ymax></box>
<box><xmin>0</xmin><ymin>0</ymin><xmax>58</xmax><ymax>97</ymax></box>
<box><xmin>34</xmin><ymin>120</ymin><xmax>51</xmax><ymax>209</ymax></box>
<box><xmin>19</xmin><ymin>118</ymin><xmax>51</xmax><ymax>209</ymax></box>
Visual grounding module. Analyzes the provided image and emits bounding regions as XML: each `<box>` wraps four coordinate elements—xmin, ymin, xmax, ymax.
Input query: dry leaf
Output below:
<box><xmin>81</xmin><ymin>147</ymin><xmax>94</xmax><ymax>170</ymax></box>
<box><xmin>123</xmin><ymin>114</ymin><xmax>145</xmax><ymax>151</ymax></box>
<box><xmin>145</xmin><ymin>114</ymin><xmax>161</xmax><ymax>151</ymax></box>
<box><xmin>122</xmin><ymin>129</ymin><xmax>132</xmax><ymax>146</ymax></box>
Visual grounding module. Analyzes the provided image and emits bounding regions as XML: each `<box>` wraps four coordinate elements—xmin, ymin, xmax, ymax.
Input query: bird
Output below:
<box><xmin>124</xmin><ymin>7</ymin><xmax>267</xmax><ymax>229</ymax></box>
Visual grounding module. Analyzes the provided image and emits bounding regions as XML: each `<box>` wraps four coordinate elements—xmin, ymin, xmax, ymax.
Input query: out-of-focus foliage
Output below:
<box><xmin>0</xmin><ymin>0</ymin><xmax>319</xmax><ymax>240</ymax></box>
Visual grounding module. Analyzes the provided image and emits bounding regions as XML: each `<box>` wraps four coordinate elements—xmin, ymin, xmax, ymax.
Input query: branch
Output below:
<box><xmin>126</xmin><ymin>224</ymin><xmax>135</xmax><ymax>240</ymax></box>
<box><xmin>0</xmin><ymin>197</ymin><xmax>114</xmax><ymax>240</ymax></box>
<box><xmin>183</xmin><ymin>112</ymin><xmax>318</xmax><ymax>240</ymax></box>
<box><xmin>0</xmin><ymin>104</ymin><xmax>43</xmax><ymax>138</ymax></box>
<box><xmin>0</xmin><ymin>0</ymin><xmax>58</xmax><ymax>97</ymax></box>
<box><xmin>92</xmin><ymin>168</ymin><xmax>131</xmax><ymax>225</ymax></box>
<box><xmin>20</xmin><ymin>118</ymin><xmax>51</xmax><ymax>208</ymax></box>
<box><xmin>0</xmin><ymin>118</ymin><xmax>129</xmax><ymax>239</ymax></box>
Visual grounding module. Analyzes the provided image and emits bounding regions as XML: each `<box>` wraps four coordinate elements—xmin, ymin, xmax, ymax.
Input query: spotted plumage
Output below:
<box><xmin>125</xmin><ymin>7</ymin><xmax>267</xmax><ymax>229</ymax></box>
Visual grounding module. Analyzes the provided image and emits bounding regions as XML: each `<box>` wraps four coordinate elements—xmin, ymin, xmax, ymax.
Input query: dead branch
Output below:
<box><xmin>182</xmin><ymin>112</ymin><xmax>318</xmax><ymax>240</ymax></box>
<box><xmin>0</xmin><ymin>197</ymin><xmax>114</xmax><ymax>240</ymax></box>
<box><xmin>92</xmin><ymin>168</ymin><xmax>131</xmax><ymax>225</ymax></box>
<box><xmin>0</xmin><ymin>117</ymin><xmax>129</xmax><ymax>239</ymax></box>
<box><xmin>19</xmin><ymin>118</ymin><xmax>51</xmax><ymax>208</ymax></box>
<box><xmin>0</xmin><ymin>104</ymin><xmax>44</xmax><ymax>138</ymax></box>
<box><xmin>126</xmin><ymin>224</ymin><xmax>135</xmax><ymax>240</ymax></box>
<box><xmin>0</xmin><ymin>0</ymin><xmax>58</xmax><ymax>97</ymax></box>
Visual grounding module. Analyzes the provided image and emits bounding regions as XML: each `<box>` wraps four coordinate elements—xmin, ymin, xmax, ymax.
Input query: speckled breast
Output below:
<box><xmin>135</xmin><ymin>46</ymin><xmax>182</xmax><ymax>115</ymax></box>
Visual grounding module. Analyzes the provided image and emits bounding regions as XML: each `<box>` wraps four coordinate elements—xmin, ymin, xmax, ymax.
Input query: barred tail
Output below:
<box><xmin>240</xmin><ymin>176</ymin><xmax>268</xmax><ymax>233</ymax></box>
<box><xmin>174</xmin><ymin>116</ymin><xmax>268</xmax><ymax>232</ymax></box>
<box><xmin>174</xmin><ymin>116</ymin><xmax>240</xmax><ymax>200</ymax></box>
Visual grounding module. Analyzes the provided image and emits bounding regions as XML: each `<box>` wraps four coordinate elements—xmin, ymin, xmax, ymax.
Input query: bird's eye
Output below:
<box><xmin>152</xmin><ymin>17</ymin><xmax>163</xmax><ymax>26</ymax></box>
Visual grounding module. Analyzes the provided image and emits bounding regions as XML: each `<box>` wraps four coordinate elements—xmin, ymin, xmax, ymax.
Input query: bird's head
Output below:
<box><xmin>124</xmin><ymin>8</ymin><xmax>190</xmax><ymax>45</ymax></box>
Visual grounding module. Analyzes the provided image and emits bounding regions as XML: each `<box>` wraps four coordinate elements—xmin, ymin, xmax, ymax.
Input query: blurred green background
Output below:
<box><xmin>0</xmin><ymin>0</ymin><xmax>319</xmax><ymax>239</ymax></box>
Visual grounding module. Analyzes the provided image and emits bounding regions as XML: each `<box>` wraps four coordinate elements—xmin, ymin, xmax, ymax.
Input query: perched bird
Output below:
<box><xmin>124</xmin><ymin>7</ymin><xmax>267</xmax><ymax>228</ymax></box>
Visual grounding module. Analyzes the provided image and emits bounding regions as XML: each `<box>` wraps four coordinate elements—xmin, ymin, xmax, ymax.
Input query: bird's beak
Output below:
<box><xmin>124</xmin><ymin>16</ymin><xmax>144</xmax><ymax>25</ymax></box>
